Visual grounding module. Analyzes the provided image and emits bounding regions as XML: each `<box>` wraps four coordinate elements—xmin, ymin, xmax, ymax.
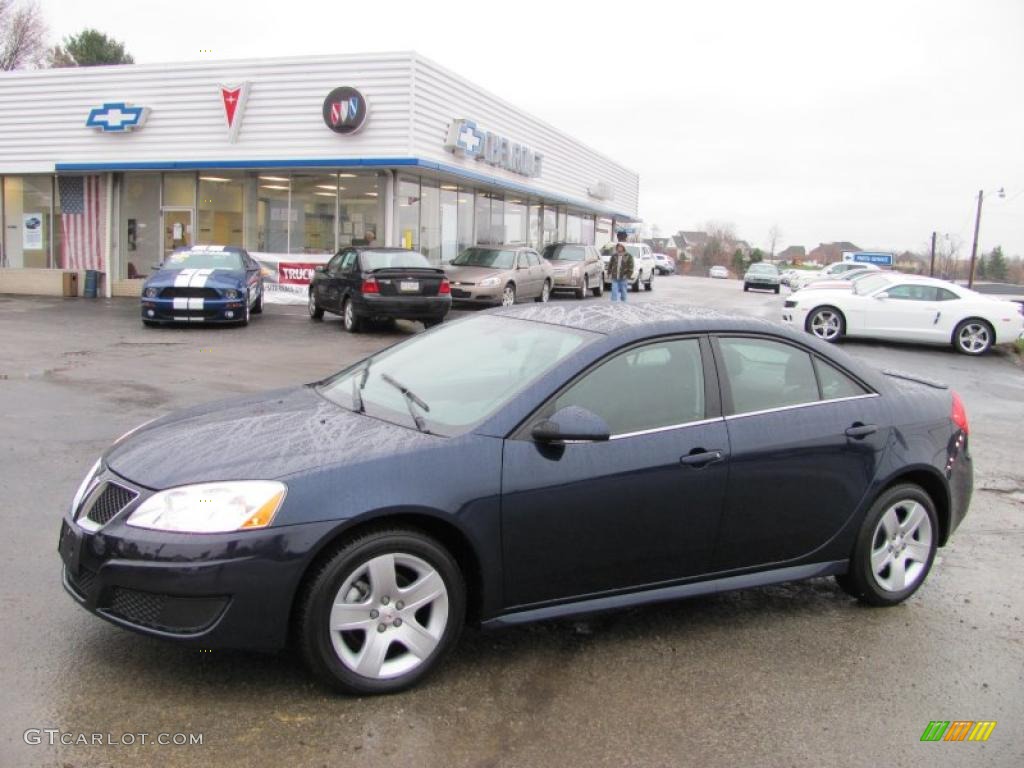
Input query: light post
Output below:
<box><xmin>967</xmin><ymin>187</ymin><xmax>1005</xmax><ymax>288</ymax></box>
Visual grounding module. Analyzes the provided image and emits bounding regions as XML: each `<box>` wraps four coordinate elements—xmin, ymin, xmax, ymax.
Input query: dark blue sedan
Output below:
<box><xmin>140</xmin><ymin>245</ymin><xmax>263</xmax><ymax>326</ymax></box>
<box><xmin>59</xmin><ymin>303</ymin><xmax>972</xmax><ymax>695</ymax></box>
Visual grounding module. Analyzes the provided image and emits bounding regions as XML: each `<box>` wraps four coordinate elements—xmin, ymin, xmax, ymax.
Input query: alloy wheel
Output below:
<box><xmin>328</xmin><ymin>553</ymin><xmax>449</xmax><ymax>680</ymax></box>
<box><xmin>809</xmin><ymin>309</ymin><xmax>841</xmax><ymax>340</ymax></box>
<box><xmin>869</xmin><ymin>500</ymin><xmax>933</xmax><ymax>593</ymax></box>
<box><xmin>540</xmin><ymin>281</ymin><xmax>551</xmax><ymax>302</ymax></box>
<box><xmin>502</xmin><ymin>285</ymin><xmax>516</xmax><ymax>307</ymax></box>
<box><xmin>308</xmin><ymin>293</ymin><xmax>317</xmax><ymax>317</ymax></box>
<box><xmin>957</xmin><ymin>323</ymin><xmax>990</xmax><ymax>354</ymax></box>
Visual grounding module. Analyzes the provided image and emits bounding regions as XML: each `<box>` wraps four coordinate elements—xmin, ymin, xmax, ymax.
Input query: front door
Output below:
<box><xmin>864</xmin><ymin>284</ymin><xmax>944</xmax><ymax>342</ymax></box>
<box><xmin>162</xmin><ymin>208</ymin><xmax>193</xmax><ymax>261</ymax></box>
<box><xmin>501</xmin><ymin>337</ymin><xmax>730</xmax><ymax>608</ymax></box>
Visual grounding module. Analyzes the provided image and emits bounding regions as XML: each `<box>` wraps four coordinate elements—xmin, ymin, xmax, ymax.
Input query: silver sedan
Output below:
<box><xmin>445</xmin><ymin>247</ymin><xmax>554</xmax><ymax>306</ymax></box>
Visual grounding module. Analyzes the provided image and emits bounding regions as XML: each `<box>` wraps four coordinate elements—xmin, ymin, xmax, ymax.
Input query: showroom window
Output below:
<box><xmin>247</xmin><ymin>174</ymin><xmax>290</xmax><ymax>253</ymax></box>
<box><xmin>121</xmin><ymin>174</ymin><xmax>161</xmax><ymax>278</ymax></box>
<box><xmin>489</xmin><ymin>194</ymin><xmax>504</xmax><ymax>245</ymax></box>
<box><xmin>543</xmin><ymin>206</ymin><xmax>558</xmax><ymax>245</ymax></box>
<box><xmin>581</xmin><ymin>215</ymin><xmax>596</xmax><ymax>245</ymax></box>
<box><xmin>528</xmin><ymin>204</ymin><xmax>542</xmax><ymax>248</ymax></box>
<box><xmin>198</xmin><ymin>173</ymin><xmax>244</xmax><ymax>250</ymax></box>
<box><xmin>420</xmin><ymin>181</ymin><xmax>441</xmax><ymax>263</ymax></box>
<box><xmin>566</xmin><ymin>213</ymin><xmax>582</xmax><ymax>243</ymax></box>
<box><xmin>339</xmin><ymin>172</ymin><xmax>380</xmax><ymax>247</ymax></box>
<box><xmin>504</xmin><ymin>198</ymin><xmax>527</xmax><ymax>245</ymax></box>
<box><xmin>397</xmin><ymin>177</ymin><xmax>420</xmax><ymax>250</ymax></box>
<box><xmin>440</xmin><ymin>185</ymin><xmax>458</xmax><ymax>263</ymax></box>
<box><xmin>290</xmin><ymin>174</ymin><xmax>337</xmax><ymax>254</ymax></box>
<box><xmin>474</xmin><ymin>192</ymin><xmax>492</xmax><ymax>244</ymax></box>
<box><xmin>457</xmin><ymin>187</ymin><xmax>474</xmax><ymax>256</ymax></box>
<box><xmin>2</xmin><ymin>175</ymin><xmax>55</xmax><ymax>269</ymax></box>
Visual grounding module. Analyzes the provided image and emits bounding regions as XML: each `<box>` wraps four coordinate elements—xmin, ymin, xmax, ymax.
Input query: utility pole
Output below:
<box><xmin>929</xmin><ymin>231</ymin><xmax>936</xmax><ymax>277</ymax></box>
<box><xmin>968</xmin><ymin>189</ymin><xmax>983</xmax><ymax>288</ymax></box>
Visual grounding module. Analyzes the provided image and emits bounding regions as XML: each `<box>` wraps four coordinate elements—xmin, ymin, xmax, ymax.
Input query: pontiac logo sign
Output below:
<box><xmin>445</xmin><ymin>118</ymin><xmax>544</xmax><ymax>178</ymax></box>
<box><xmin>322</xmin><ymin>87</ymin><xmax>367</xmax><ymax>134</ymax></box>
<box><xmin>219</xmin><ymin>82</ymin><xmax>251</xmax><ymax>143</ymax></box>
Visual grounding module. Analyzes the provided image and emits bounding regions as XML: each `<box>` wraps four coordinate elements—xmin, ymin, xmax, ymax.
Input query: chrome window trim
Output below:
<box><xmin>609</xmin><ymin>416</ymin><xmax>724</xmax><ymax>441</ymax></box>
<box><xmin>724</xmin><ymin>393</ymin><xmax>880</xmax><ymax>422</ymax></box>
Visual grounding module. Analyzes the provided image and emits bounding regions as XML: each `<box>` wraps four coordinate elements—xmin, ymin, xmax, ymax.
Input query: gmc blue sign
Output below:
<box><xmin>844</xmin><ymin>251</ymin><xmax>893</xmax><ymax>266</ymax></box>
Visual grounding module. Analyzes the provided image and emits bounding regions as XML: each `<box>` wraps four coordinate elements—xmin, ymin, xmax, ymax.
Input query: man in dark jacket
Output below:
<box><xmin>607</xmin><ymin>243</ymin><xmax>634</xmax><ymax>302</ymax></box>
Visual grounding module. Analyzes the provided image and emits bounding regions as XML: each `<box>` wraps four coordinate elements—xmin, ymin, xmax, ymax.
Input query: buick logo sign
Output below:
<box><xmin>322</xmin><ymin>87</ymin><xmax>367</xmax><ymax>134</ymax></box>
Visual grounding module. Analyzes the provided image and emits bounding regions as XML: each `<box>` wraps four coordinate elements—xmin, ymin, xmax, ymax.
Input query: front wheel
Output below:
<box><xmin>308</xmin><ymin>291</ymin><xmax>324</xmax><ymax>320</ymax></box>
<box><xmin>239</xmin><ymin>291</ymin><xmax>251</xmax><ymax>327</ymax></box>
<box><xmin>576</xmin><ymin>275</ymin><xmax>588</xmax><ymax>300</ymax></box>
<box><xmin>535</xmin><ymin>280</ymin><xmax>551</xmax><ymax>303</ymax></box>
<box><xmin>631</xmin><ymin>275</ymin><xmax>641</xmax><ymax>292</ymax></box>
<box><xmin>743</xmin><ymin>284</ymin><xmax>750</xmax><ymax>292</ymax></box>
<box><xmin>297</xmin><ymin>528</ymin><xmax>466</xmax><ymax>695</ymax></box>
<box><xmin>953</xmin><ymin>318</ymin><xmax>993</xmax><ymax>355</ymax></box>
<box><xmin>501</xmin><ymin>283</ymin><xmax>516</xmax><ymax>307</ymax></box>
<box><xmin>252</xmin><ymin>286</ymin><xmax>263</xmax><ymax>314</ymax></box>
<box><xmin>644</xmin><ymin>271</ymin><xmax>653</xmax><ymax>291</ymax></box>
<box><xmin>836</xmin><ymin>484</ymin><xmax>938</xmax><ymax>606</ymax></box>
<box><xmin>806</xmin><ymin>306</ymin><xmax>845</xmax><ymax>342</ymax></box>
<box><xmin>592</xmin><ymin>278</ymin><xmax>604</xmax><ymax>297</ymax></box>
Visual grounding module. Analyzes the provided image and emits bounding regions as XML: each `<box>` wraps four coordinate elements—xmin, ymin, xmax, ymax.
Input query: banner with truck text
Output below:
<box><xmin>250</xmin><ymin>252</ymin><xmax>332</xmax><ymax>305</ymax></box>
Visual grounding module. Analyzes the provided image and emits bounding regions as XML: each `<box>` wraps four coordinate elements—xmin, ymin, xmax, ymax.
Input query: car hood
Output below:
<box><xmin>445</xmin><ymin>265</ymin><xmax>510</xmax><ymax>283</ymax></box>
<box><xmin>144</xmin><ymin>268</ymin><xmax>245</xmax><ymax>291</ymax></box>
<box><xmin>104</xmin><ymin>386</ymin><xmax>435</xmax><ymax>490</ymax></box>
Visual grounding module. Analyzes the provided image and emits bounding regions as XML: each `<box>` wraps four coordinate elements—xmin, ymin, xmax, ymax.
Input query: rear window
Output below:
<box><xmin>452</xmin><ymin>248</ymin><xmax>516</xmax><ymax>269</ymax></box>
<box><xmin>361</xmin><ymin>250</ymin><xmax>430</xmax><ymax>270</ymax></box>
<box><xmin>543</xmin><ymin>245</ymin><xmax>587</xmax><ymax>262</ymax></box>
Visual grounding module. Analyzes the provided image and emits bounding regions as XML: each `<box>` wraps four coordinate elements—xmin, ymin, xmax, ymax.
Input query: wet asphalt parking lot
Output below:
<box><xmin>1</xmin><ymin>275</ymin><xmax>1022</xmax><ymax>767</ymax></box>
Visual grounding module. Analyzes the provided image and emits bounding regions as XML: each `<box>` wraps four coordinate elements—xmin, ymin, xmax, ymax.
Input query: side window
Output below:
<box><xmin>516</xmin><ymin>253</ymin><xmax>528</xmax><ymax>269</ymax></box>
<box><xmin>936</xmin><ymin>288</ymin><xmax>959</xmax><ymax>301</ymax></box>
<box><xmin>550</xmin><ymin>339</ymin><xmax>705</xmax><ymax>436</ymax></box>
<box><xmin>886</xmin><ymin>284</ymin><xmax>936</xmax><ymax>301</ymax></box>
<box><xmin>813</xmin><ymin>358</ymin><xmax>868</xmax><ymax>400</ymax></box>
<box><xmin>719</xmin><ymin>337</ymin><xmax>818</xmax><ymax>414</ymax></box>
<box><xmin>527</xmin><ymin>251</ymin><xmax>541</xmax><ymax>267</ymax></box>
<box><xmin>326</xmin><ymin>253</ymin><xmax>345</xmax><ymax>275</ymax></box>
<box><xmin>341</xmin><ymin>251</ymin><xmax>359</xmax><ymax>272</ymax></box>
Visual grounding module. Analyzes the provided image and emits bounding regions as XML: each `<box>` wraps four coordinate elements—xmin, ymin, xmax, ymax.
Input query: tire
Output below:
<box><xmin>835</xmin><ymin>484</ymin><xmax>938</xmax><ymax>606</ymax></box>
<box><xmin>805</xmin><ymin>306</ymin><xmax>845</xmax><ymax>342</ymax></box>
<box><xmin>774</xmin><ymin>286</ymin><xmax>780</xmax><ymax>294</ymax></box>
<box><xmin>534</xmin><ymin>280</ymin><xmax>551</xmax><ymax>303</ymax></box>
<box><xmin>297</xmin><ymin>528</ymin><xmax>466</xmax><ymax>695</ymax></box>
<box><xmin>644</xmin><ymin>271</ymin><xmax>653</xmax><ymax>291</ymax></box>
<box><xmin>423</xmin><ymin>318</ymin><xmax>443</xmax><ymax>329</ymax></box>
<box><xmin>308</xmin><ymin>291</ymin><xmax>324</xmax><ymax>320</ymax></box>
<box><xmin>576</xmin><ymin>276</ymin><xmax>588</xmax><ymax>300</ymax></box>
<box><xmin>743</xmin><ymin>284</ymin><xmax>750</xmax><ymax>292</ymax></box>
<box><xmin>501</xmin><ymin>283</ymin><xmax>516</xmax><ymax>307</ymax></box>
<box><xmin>252</xmin><ymin>286</ymin><xmax>263</xmax><ymax>314</ymax></box>
<box><xmin>142</xmin><ymin>319</ymin><xmax>159</xmax><ymax>328</ymax></box>
<box><xmin>592</xmin><ymin>279</ymin><xmax>603</xmax><ymax>297</ymax></box>
<box><xmin>239</xmin><ymin>291</ymin><xmax>250</xmax><ymax>327</ymax></box>
<box><xmin>342</xmin><ymin>298</ymin><xmax>362</xmax><ymax>333</ymax></box>
<box><xmin>631</xmin><ymin>275</ymin><xmax>641</xmax><ymax>292</ymax></box>
<box><xmin>952</xmin><ymin>318</ymin><xmax>994</xmax><ymax>356</ymax></box>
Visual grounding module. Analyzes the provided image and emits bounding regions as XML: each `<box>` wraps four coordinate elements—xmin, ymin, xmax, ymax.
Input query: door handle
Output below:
<box><xmin>680</xmin><ymin>449</ymin><xmax>724</xmax><ymax>468</ymax></box>
<box><xmin>845</xmin><ymin>423</ymin><xmax>877</xmax><ymax>439</ymax></box>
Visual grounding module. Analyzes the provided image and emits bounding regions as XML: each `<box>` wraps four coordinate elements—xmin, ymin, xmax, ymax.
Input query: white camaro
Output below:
<box><xmin>782</xmin><ymin>273</ymin><xmax>1024</xmax><ymax>355</ymax></box>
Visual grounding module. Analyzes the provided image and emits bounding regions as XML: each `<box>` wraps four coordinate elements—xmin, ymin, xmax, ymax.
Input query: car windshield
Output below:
<box><xmin>451</xmin><ymin>248</ymin><xmax>516</xmax><ymax>269</ymax></box>
<box><xmin>748</xmin><ymin>264</ymin><xmax>777</xmax><ymax>274</ymax></box>
<box><xmin>317</xmin><ymin>315</ymin><xmax>594</xmax><ymax>436</ymax></box>
<box><xmin>361</xmin><ymin>250</ymin><xmax>431</xmax><ymax>270</ymax></box>
<box><xmin>854</xmin><ymin>274</ymin><xmax>892</xmax><ymax>295</ymax></box>
<box><xmin>162</xmin><ymin>249</ymin><xmax>244</xmax><ymax>271</ymax></box>
<box><xmin>543</xmin><ymin>245</ymin><xmax>586</xmax><ymax>262</ymax></box>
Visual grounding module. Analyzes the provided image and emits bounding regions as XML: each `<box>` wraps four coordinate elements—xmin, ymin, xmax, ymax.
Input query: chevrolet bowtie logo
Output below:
<box><xmin>86</xmin><ymin>102</ymin><xmax>150</xmax><ymax>132</ymax></box>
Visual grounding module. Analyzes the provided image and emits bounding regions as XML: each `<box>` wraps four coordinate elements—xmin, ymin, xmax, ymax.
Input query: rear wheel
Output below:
<box><xmin>592</xmin><ymin>279</ymin><xmax>603</xmax><ymax>297</ymax></box>
<box><xmin>576</xmin><ymin>275</ymin><xmax>588</xmax><ymax>300</ymax></box>
<box><xmin>953</xmin><ymin>318</ymin><xmax>993</xmax><ymax>355</ymax></box>
<box><xmin>342</xmin><ymin>298</ymin><xmax>362</xmax><ymax>333</ymax></box>
<box><xmin>644</xmin><ymin>271</ymin><xmax>653</xmax><ymax>291</ymax></box>
<box><xmin>806</xmin><ymin>306</ymin><xmax>845</xmax><ymax>342</ymax></box>
<box><xmin>631</xmin><ymin>274</ymin><xmax>641</xmax><ymax>292</ymax></box>
<box><xmin>836</xmin><ymin>484</ymin><xmax>938</xmax><ymax>606</ymax></box>
<box><xmin>774</xmin><ymin>286</ymin><xmax>780</xmax><ymax>294</ymax></box>
<box><xmin>308</xmin><ymin>291</ymin><xmax>324</xmax><ymax>320</ymax></box>
<box><xmin>297</xmin><ymin>528</ymin><xmax>465</xmax><ymax>695</ymax></box>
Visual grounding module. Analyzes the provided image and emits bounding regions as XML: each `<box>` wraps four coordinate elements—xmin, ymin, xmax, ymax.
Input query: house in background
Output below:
<box><xmin>776</xmin><ymin>245</ymin><xmax>806</xmax><ymax>264</ymax></box>
<box><xmin>673</xmin><ymin>231</ymin><xmax>708</xmax><ymax>261</ymax></box>
<box><xmin>806</xmin><ymin>241</ymin><xmax>861</xmax><ymax>265</ymax></box>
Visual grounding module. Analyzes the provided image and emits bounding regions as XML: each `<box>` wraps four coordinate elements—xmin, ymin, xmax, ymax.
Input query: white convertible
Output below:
<box><xmin>782</xmin><ymin>273</ymin><xmax>1024</xmax><ymax>355</ymax></box>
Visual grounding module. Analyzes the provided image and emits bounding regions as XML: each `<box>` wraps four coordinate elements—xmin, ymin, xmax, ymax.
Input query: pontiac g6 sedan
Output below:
<box><xmin>59</xmin><ymin>304</ymin><xmax>972</xmax><ymax>695</ymax></box>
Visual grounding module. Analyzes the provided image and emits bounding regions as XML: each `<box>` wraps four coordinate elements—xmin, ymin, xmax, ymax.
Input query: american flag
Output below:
<box><xmin>58</xmin><ymin>175</ymin><xmax>105</xmax><ymax>271</ymax></box>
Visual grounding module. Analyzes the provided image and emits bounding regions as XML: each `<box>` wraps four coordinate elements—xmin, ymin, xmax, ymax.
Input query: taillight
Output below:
<box><xmin>439</xmin><ymin>278</ymin><xmax>451</xmax><ymax>295</ymax></box>
<box><xmin>951</xmin><ymin>390</ymin><xmax>969</xmax><ymax>435</ymax></box>
<box><xmin>361</xmin><ymin>277</ymin><xmax>379</xmax><ymax>294</ymax></box>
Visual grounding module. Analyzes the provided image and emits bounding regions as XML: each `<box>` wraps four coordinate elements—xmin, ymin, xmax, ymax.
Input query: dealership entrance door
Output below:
<box><xmin>162</xmin><ymin>208</ymin><xmax>193</xmax><ymax>260</ymax></box>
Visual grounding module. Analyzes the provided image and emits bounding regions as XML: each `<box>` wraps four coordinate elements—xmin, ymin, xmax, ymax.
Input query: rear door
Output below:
<box><xmin>710</xmin><ymin>335</ymin><xmax>887</xmax><ymax>570</ymax></box>
<box><xmin>316</xmin><ymin>252</ymin><xmax>345</xmax><ymax>310</ymax></box>
<box><xmin>516</xmin><ymin>251</ymin><xmax>537</xmax><ymax>297</ymax></box>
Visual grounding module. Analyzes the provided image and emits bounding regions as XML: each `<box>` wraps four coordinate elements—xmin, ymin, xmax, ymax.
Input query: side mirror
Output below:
<box><xmin>532</xmin><ymin>405</ymin><xmax>611</xmax><ymax>443</ymax></box>
<box><xmin>314</xmin><ymin>265</ymin><xmax>326</xmax><ymax>273</ymax></box>
<box><xmin>875</xmin><ymin>291</ymin><xmax>889</xmax><ymax>300</ymax></box>
<box><xmin>152</xmin><ymin>263</ymin><xmax>162</xmax><ymax>271</ymax></box>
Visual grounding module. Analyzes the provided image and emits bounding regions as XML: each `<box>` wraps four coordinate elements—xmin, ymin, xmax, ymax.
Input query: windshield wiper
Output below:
<box><xmin>350</xmin><ymin>363</ymin><xmax>372</xmax><ymax>413</ymax></box>
<box><xmin>380</xmin><ymin>373</ymin><xmax>431</xmax><ymax>434</ymax></box>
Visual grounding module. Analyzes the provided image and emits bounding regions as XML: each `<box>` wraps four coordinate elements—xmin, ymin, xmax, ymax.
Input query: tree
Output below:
<box><xmin>975</xmin><ymin>254</ymin><xmax>988</xmax><ymax>280</ymax></box>
<box><xmin>986</xmin><ymin>246</ymin><xmax>1007</xmax><ymax>282</ymax></box>
<box><xmin>50</xmin><ymin>28</ymin><xmax>133</xmax><ymax>67</ymax></box>
<box><xmin>0</xmin><ymin>0</ymin><xmax>47</xmax><ymax>71</ymax></box>
<box><xmin>748</xmin><ymin>247</ymin><xmax>764</xmax><ymax>264</ymax></box>
<box><xmin>695</xmin><ymin>220</ymin><xmax>737</xmax><ymax>268</ymax></box>
<box><xmin>731</xmin><ymin>248</ymin><xmax>746</xmax><ymax>273</ymax></box>
<box><xmin>767</xmin><ymin>225</ymin><xmax>782</xmax><ymax>259</ymax></box>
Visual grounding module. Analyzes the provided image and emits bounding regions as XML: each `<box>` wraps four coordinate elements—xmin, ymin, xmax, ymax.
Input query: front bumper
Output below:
<box><xmin>551</xmin><ymin>272</ymin><xmax>584</xmax><ymax>290</ymax></box>
<box><xmin>746</xmin><ymin>279</ymin><xmax>780</xmax><ymax>290</ymax></box>
<box><xmin>141</xmin><ymin>297</ymin><xmax>245</xmax><ymax>324</ymax></box>
<box><xmin>353</xmin><ymin>294</ymin><xmax>451</xmax><ymax>320</ymax></box>
<box><xmin>450</xmin><ymin>283</ymin><xmax>503</xmax><ymax>304</ymax></box>
<box><xmin>58</xmin><ymin>473</ymin><xmax>337</xmax><ymax>650</ymax></box>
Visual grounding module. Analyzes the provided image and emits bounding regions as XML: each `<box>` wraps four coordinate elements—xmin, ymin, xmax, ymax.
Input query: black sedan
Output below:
<box><xmin>308</xmin><ymin>247</ymin><xmax>450</xmax><ymax>331</ymax></box>
<box><xmin>59</xmin><ymin>303</ymin><xmax>972</xmax><ymax>695</ymax></box>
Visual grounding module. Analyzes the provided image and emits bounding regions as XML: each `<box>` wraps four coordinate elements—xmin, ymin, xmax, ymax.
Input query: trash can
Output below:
<box><xmin>62</xmin><ymin>271</ymin><xmax>79</xmax><ymax>297</ymax></box>
<box><xmin>83</xmin><ymin>269</ymin><xmax>99</xmax><ymax>298</ymax></box>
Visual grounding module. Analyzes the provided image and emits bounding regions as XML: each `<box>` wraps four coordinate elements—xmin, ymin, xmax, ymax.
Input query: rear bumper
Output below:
<box><xmin>945</xmin><ymin>432</ymin><xmax>973</xmax><ymax>543</ymax></box>
<box><xmin>352</xmin><ymin>294</ymin><xmax>451</xmax><ymax>320</ymax></box>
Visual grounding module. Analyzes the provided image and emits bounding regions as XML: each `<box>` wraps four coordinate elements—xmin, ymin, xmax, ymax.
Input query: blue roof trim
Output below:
<box><xmin>53</xmin><ymin>156</ymin><xmax>639</xmax><ymax>220</ymax></box>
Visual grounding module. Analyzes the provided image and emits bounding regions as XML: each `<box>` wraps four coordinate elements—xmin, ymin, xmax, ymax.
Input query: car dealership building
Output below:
<box><xmin>0</xmin><ymin>52</ymin><xmax>639</xmax><ymax>297</ymax></box>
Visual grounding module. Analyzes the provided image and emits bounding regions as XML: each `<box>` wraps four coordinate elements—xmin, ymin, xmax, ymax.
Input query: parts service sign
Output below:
<box><xmin>445</xmin><ymin>119</ymin><xmax>544</xmax><ymax>178</ymax></box>
<box><xmin>251</xmin><ymin>252</ymin><xmax>331</xmax><ymax>304</ymax></box>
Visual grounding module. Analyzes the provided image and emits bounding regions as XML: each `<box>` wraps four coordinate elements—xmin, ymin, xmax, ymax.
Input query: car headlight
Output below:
<box><xmin>71</xmin><ymin>458</ymin><xmax>102</xmax><ymax>515</ymax></box>
<box><xmin>223</xmin><ymin>289</ymin><xmax>241</xmax><ymax>300</ymax></box>
<box><xmin>479</xmin><ymin>277</ymin><xmax>500</xmax><ymax>287</ymax></box>
<box><xmin>571</xmin><ymin>267</ymin><xmax>580</xmax><ymax>278</ymax></box>
<box><xmin>143</xmin><ymin>287</ymin><xmax>159</xmax><ymax>298</ymax></box>
<box><xmin>126</xmin><ymin>481</ymin><xmax>287</xmax><ymax>533</ymax></box>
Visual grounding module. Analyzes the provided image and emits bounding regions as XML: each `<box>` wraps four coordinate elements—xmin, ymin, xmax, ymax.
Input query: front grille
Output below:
<box><xmin>108</xmin><ymin>587</ymin><xmax>166</xmax><ymax>628</ymax></box>
<box><xmin>83</xmin><ymin>482</ymin><xmax>137</xmax><ymax>526</ymax></box>
<box><xmin>159</xmin><ymin>287</ymin><xmax>220</xmax><ymax>299</ymax></box>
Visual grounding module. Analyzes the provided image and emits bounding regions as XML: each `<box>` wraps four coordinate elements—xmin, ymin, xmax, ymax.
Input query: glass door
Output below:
<box><xmin>162</xmin><ymin>208</ymin><xmax>193</xmax><ymax>260</ymax></box>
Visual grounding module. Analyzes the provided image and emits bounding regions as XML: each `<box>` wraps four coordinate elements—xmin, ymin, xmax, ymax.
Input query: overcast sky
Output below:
<box><xmin>42</xmin><ymin>0</ymin><xmax>1024</xmax><ymax>256</ymax></box>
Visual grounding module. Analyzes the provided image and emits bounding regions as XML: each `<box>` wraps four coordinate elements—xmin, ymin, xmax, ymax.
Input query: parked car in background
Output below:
<box><xmin>653</xmin><ymin>253</ymin><xmax>676</xmax><ymax>275</ymax></box>
<box><xmin>542</xmin><ymin>243</ymin><xmax>604</xmax><ymax>298</ymax></box>
<box><xmin>779</xmin><ymin>269</ymin><xmax>799</xmax><ymax>287</ymax></box>
<box><xmin>445</xmin><ymin>246</ymin><xmax>553</xmax><ymax>306</ymax></box>
<box><xmin>709</xmin><ymin>266</ymin><xmax>729</xmax><ymax>279</ymax></box>
<box><xmin>600</xmin><ymin>242</ymin><xmax>656</xmax><ymax>291</ymax></box>
<box><xmin>790</xmin><ymin>262</ymin><xmax>880</xmax><ymax>291</ymax></box>
<box><xmin>782</xmin><ymin>273</ymin><xmax>1024</xmax><ymax>355</ymax></box>
<box><xmin>308</xmin><ymin>247</ymin><xmax>450</xmax><ymax>332</ymax></box>
<box><xmin>141</xmin><ymin>245</ymin><xmax>263</xmax><ymax>327</ymax></box>
<box><xmin>743</xmin><ymin>263</ymin><xmax>781</xmax><ymax>294</ymax></box>
<box><xmin>60</xmin><ymin>302</ymin><xmax>973</xmax><ymax>695</ymax></box>
<box><xmin>798</xmin><ymin>268</ymin><xmax>883</xmax><ymax>293</ymax></box>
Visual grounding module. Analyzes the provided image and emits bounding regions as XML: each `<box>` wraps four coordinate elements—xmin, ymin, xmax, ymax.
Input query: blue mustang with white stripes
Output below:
<box><xmin>140</xmin><ymin>245</ymin><xmax>263</xmax><ymax>326</ymax></box>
